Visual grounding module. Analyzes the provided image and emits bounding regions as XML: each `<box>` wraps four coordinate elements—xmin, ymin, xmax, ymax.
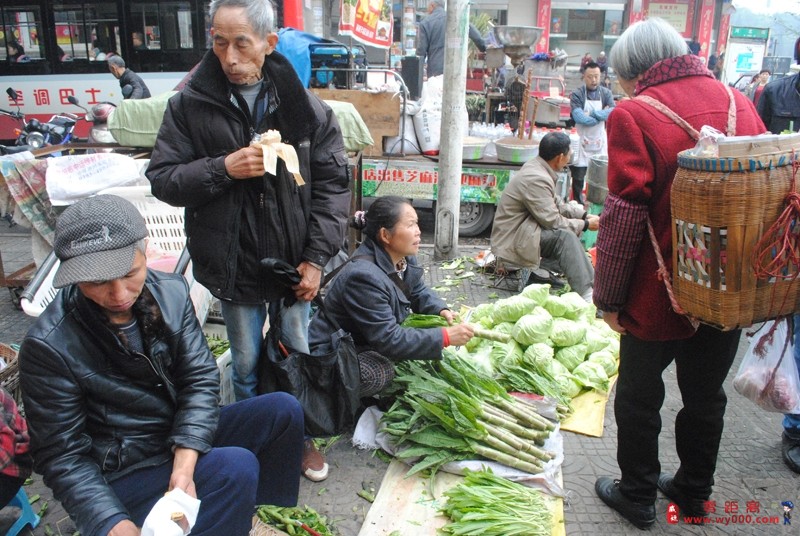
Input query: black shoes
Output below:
<box><xmin>782</xmin><ymin>432</ymin><xmax>800</xmax><ymax>474</ymax></box>
<box><xmin>595</xmin><ymin>477</ymin><xmax>656</xmax><ymax>530</ymax></box>
<box><xmin>656</xmin><ymin>473</ymin><xmax>706</xmax><ymax>522</ymax></box>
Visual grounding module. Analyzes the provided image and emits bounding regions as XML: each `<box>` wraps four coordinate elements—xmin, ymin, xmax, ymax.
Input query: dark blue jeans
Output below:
<box><xmin>614</xmin><ymin>325</ymin><xmax>740</xmax><ymax>503</ymax></box>
<box><xmin>106</xmin><ymin>393</ymin><xmax>303</xmax><ymax>536</ymax></box>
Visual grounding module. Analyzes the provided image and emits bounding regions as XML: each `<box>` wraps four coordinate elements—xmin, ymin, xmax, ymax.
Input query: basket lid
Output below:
<box><xmin>677</xmin><ymin>148</ymin><xmax>800</xmax><ymax>173</ymax></box>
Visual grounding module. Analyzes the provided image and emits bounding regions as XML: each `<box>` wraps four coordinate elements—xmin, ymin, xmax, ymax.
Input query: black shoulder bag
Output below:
<box><xmin>257</xmin><ymin>258</ymin><xmax>367</xmax><ymax>437</ymax></box>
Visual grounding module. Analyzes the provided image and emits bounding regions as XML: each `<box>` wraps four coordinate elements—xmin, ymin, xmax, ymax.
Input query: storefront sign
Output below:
<box><xmin>361</xmin><ymin>160</ymin><xmax>513</xmax><ymax>204</ymax></box>
<box><xmin>628</xmin><ymin>0</ymin><xmax>649</xmax><ymax>26</ymax></box>
<box><xmin>535</xmin><ymin>0</ymin><xmax>552</xmax><ymax>53</ymax></box>
<box><xmin>648</xmin><ymin>0</ymin><xmax>694</xmax><ymax>37</ymax></box>
<box><xmin>339</xmin><ymin>0</ymin><xmax>393</xmax><ymax>49</ymax></box>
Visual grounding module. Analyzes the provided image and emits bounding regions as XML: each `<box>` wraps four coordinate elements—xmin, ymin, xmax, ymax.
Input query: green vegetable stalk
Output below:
<box><xmin>441</xmin><ymin>468</ymin><xmax>553</xmax><ymax>536</ymax></box>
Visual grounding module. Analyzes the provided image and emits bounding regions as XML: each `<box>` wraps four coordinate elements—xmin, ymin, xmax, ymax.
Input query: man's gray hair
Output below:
<box><xmin>431</xmin><ymin>0</ymin><xmax>446</xmax><ymax>8</ymax></box>
<box><xmin>107</xmin><ymin>55</ymin><xmax>126</xmax><ymax>69</ymax></box>
<box><xmin>209</xmin><ymin>0</ymin><xmax>276</xmax><ymax>38</ymax></box>
<box><xmin>610</xmin><ymin>18</ymin><xmax>689</xmax><ymax>81</ymax></box>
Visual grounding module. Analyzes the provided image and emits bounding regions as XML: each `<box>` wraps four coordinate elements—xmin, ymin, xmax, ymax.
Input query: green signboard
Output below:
<box><xmin>730</xmin><ymin>27</ymin><xmax>769</xmax><ymax>40</ymax></box>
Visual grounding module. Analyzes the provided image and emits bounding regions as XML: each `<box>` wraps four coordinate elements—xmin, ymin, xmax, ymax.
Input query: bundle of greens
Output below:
<box><xmin>380</xmin><ymin>354</ymin><xmax>557</xmax><ymax>477</ymax></box>
<box><xmin>440</xmin><ymin>468</ymin><xmax>552</xmax><ymax>536</ymax></box>
<box><xmin>204</xmin><ymin>335</ymin><xmax>230</xmax><ymax>357</ymax></box>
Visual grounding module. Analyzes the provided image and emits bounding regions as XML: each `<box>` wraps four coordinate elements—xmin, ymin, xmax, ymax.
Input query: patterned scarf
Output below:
<box><xmin>635</xmin><ymin>54</ymin><xmax>714</xmax><ymax>95</ymax></box>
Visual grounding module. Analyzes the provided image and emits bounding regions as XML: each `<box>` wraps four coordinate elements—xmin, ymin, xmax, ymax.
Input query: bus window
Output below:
<box><xmin>54</xmin><ymin>3</ymin><xmax>119</xmax><ymax>61</ymax></box>
<box><xmin>1</xmin><ymin>6</ymin><xmax>45</xmax><ymax>62</ymax></box>
<box><xmin>131</xmin><ymin>2</ymin><xmax>195</xmax><ymax>50</ymax></box>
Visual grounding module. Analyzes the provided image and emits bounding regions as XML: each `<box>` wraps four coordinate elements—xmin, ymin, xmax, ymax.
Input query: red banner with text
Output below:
<box><xmin>535</xmin><ymin>0</ymin><xmax>552</xmax><ymax>53</ymax></box>
<box><xmin>648</xmin><ymin>0</ymin><xmax>695</xmax><ymax>37</ymax></box>
<box><xmin>697</xmin><ymin>0</ymin><xmax>715</xmax><ymax>61</ymax></box>
<box><xmin>339</xmin><ymin>0</ymin><xmax>393</xmax><ymax>49</ymax></box>
<box><xmin>717</xmin><ymin>14</ymin><xmax>731</xmax><ymax>55</ymax></box>
<box><xmin>629</xmin><ymin>0</ymin><xmax>649</xmax><ymax>25</ymax></box>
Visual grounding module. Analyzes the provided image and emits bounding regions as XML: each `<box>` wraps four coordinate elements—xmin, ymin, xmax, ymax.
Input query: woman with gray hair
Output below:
<box><xmin>592</xmin><ymin>18</ymin><xmax>765</xmax><ymax>528</ymax></box>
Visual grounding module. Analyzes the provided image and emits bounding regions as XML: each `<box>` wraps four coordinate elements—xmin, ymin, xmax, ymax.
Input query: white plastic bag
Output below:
<box><xmin>141</xmin><ymin>488</ymin><xmax>201</xmax><ymax>536</ymax></box>
<box><xmin>45</xmin><ymin>153</ymin><xmax>141</xmax><ymax>205</ymax></box>
<box><xmin>733</xmin><ymin>318</ymin><xmax>800</xmax><ymax>414</ymax></box>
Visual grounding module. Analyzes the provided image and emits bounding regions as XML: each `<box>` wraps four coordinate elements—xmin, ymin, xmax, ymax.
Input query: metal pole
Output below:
<box><xmin>434</xmin><ymin>0</ymin><xmax>470</xmax><ymax>261</ymax></box>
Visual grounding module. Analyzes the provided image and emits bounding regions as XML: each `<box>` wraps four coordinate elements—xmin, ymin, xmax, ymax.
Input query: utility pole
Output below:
<box><xmin>434</xmin><ymin>0</ymin><xmax>470</xmax><ymax>260</ymax></box>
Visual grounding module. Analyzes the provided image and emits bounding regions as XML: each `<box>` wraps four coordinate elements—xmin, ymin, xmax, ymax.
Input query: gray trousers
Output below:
<box><xmin>540</xmin><ymin>228</ymin><xmax>594</xmax><ymax>295</ymax></box>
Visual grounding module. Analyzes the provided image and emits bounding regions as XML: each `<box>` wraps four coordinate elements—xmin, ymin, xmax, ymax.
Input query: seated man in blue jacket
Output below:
<box><xmin>19</xmin><ymin>195</ymin><xmax>304</xmax><ymax>536</ymax></box>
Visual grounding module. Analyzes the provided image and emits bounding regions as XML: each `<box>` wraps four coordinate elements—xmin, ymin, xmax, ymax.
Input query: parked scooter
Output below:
<box><xmin>0</xmin><ymin>88</ymin><xmax>79</xmax><ymax>154</ymax></box>
<box><xmin>67</xmin><ymin>85</ymin><xmax>132</xmax><ymax>145</ymax></box>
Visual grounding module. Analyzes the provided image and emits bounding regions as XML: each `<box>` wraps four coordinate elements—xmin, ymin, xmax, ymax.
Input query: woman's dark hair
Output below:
<box><xmin>539</xmin><ymin>132</ymin><xmax>571</xmax><ymax>161</ymax></box>
<box><xmin>351</xmin><ymin>196</ymin><xmax>411</xmax><ymax>243</ymax></box>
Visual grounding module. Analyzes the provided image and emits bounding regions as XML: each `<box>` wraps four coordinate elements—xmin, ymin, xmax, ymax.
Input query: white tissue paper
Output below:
<box><xmin>141</xmin><ymin>488</ymin><xmax>201</xmax><ymax>536</ymax></box>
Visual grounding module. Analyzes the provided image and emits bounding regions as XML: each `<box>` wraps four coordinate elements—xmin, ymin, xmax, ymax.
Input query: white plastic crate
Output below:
<box><xmin>20</xmin><ymin>185</ymin><xmax>213</xmax><ymax>324</ymax></box>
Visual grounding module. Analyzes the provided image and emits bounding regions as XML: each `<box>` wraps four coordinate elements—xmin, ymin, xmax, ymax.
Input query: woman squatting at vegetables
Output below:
<box><xmin>308</xmin><ymin>196</ymin><xmax>474</xmax><ymax>397</ymax></box>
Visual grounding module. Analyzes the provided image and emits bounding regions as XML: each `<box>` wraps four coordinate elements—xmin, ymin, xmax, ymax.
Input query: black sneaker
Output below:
<box><xmin>595</xmin><ymin>476</ymin><xmax>656</xmax><ymax>529</ymax></box>
<box><xmin>657</xmin><ymin>473</ymin><xmax>706</xmax><ymax>523</ymax></box>
<box><xmin>782</xmin><ymin>432</ymin><xmax>800</xmax><ymax>474</ymax></box>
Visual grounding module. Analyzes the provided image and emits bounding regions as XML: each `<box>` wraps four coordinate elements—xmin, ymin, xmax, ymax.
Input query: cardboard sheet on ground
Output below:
<box><xmin>358</xmin><ymin>459</ymin><xmax>565</xmax><ymax>536</ymax></box>
<box><xmin>559</xmin><ymin>374</ymin><xmax>618</xmax><ymax>437</ymax></box>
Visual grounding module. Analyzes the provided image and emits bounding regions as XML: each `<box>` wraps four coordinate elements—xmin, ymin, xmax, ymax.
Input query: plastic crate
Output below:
<box><xmin>19</xmin><ymin>185</ymin><xmax>213</xmax><ymax>324</ymax></box>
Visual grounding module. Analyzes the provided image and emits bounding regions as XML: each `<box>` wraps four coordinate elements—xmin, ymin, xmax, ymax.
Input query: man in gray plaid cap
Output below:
<box><xmin>19</xmin><ymin>195</ymin><xmax>304</xmax><ymax>536</ymax></box>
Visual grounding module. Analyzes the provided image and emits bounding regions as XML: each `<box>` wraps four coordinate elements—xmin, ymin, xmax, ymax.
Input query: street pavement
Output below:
<box><xmin>0</xmin><ymin>202</ymin><xmax>798</xmax><ymax>533</ymax></box>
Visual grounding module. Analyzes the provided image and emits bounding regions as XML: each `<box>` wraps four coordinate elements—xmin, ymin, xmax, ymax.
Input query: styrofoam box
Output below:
<box><xmin>216</xmin><ymin>349</ymin><xmax>235</xmax><ymax>406</ymax></box>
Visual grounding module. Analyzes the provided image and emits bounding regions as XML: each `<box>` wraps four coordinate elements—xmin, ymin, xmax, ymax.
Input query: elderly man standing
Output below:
<box><xmin>107</xmin><ymin>55</ymin><xmax>151</xmax><ymax>99</ymax></box>
<box><xmin>19</xmin><ymin>195</ymin><xmax>304</xmax><ymax>536</ymax></box>
<box><xmin>146</xmin><ymin>0</ymin><xmax>350</xmax><ymax>482</ymax></box>
<box><xmin>569</xmin><ymin>61</ymin><xmax>614</xmax><ymax>205</ymax></box>
<box><xmin>490</xmin><ymin>131</ymin><xmax>598</xmax><ymax>302</ymax></box>
<box><xmin>416</xmin><ymin>0</ymin><xmax>486</xmax><ymax>78</ymax></box>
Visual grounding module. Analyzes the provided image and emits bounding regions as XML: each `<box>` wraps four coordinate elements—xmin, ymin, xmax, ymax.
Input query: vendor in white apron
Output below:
<box><xmin>569</xmin><ymin>62</ymin><xmax>615</xmax><ymax>205</ymax></box>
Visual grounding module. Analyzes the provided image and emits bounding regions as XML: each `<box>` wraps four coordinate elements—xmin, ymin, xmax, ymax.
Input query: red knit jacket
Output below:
<box><xmin>594</xmin><ymin>55</ymin><xmax>766</xmax><ymax>341</ymax></box>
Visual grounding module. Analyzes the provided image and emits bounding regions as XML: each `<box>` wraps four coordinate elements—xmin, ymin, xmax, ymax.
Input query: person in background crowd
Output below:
<box><xmin>0</xmin><ymin>386</ymin><xmax>32</xmax><ymax>509</ymax></box>
<box><xmin>147</xmin><ymin>0</ymin><xmax>350</xmax><ymax>483</ymax></box>
<box><xmin>707</xmin><ymin>52</ymin><xmax>718</xmax><ymax>73</ymax></box>
<box><xmin>569</xmin><ymin>61</ymin><xmax>615</xmax><ymax>205</ymax></box>
<box><xmin>56</xmin><ymin>46</ymin><xmax>72</xmax><ymax>62</ymax></box>
<box><xmin>713</xmin><ymin>51</ymin><xmax>724</xmax><ymax>80</ymax></box>
<box><xmin>309</xmin><ymin>196</ymin><xmax>474</xmax><ymax>398</ymax></box>
<box><xmin>19</xmin><ymin>195</ymin><xmax>304</xmax><ymax>536</ymax></box>
<box><xmin>490</xmin><ymin>132</ymin><xmax>598</xmax><ymax>302</ymax></box>
<box><xmin>132</xmin><ymin>32</ymin><xmax>147</xmax><ymax>51</ymax></box>
<box><xmin>579</xmin><ymin>51</ymin><xmax>593</xmax><ymax>73</ymax></box>
<box><xmin>688</xmin><ymin>36</ymin><xmax>701</xmax><ymax>55</ymax></box>
<box><xmin>416</xmin><ymin>0</ymin><xmax>486</xmax><ymax>78</ymax></box>
<box><xmin>592</xmin><ymin>18</ymin><xmax>765</xmax><ymax>529</ymax></box>
<box><xmin>760</xmin><ymin>36</ymin><xmax>800</xmax><ymax>476</ymax></box>
<box><xmin>746</xmin><ymin>69</ymin><xmax>771</xmax><ymax>107</ymax></box>
<box><xmin>6</xmin><ymin>42</ymin><xmax>30</xmax><ymax>63</ymax></box>
<box><xmin>108</xmin><ymin>55</ymin><xmax>152</xmax><ymax>99</ymax></box>
<box><xmin>596</xmin><ymin>51</ymin><xmax>608</xmax><ymax>74</ymax></box>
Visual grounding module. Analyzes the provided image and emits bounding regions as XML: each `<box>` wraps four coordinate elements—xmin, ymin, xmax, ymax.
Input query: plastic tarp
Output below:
<box><xmin>276</xmin><ymin>28</ymin><xmax>338</xmax><ymax>88</ymax></box>
<box><xmin>108</xmin><ymin>91</ymin><xmax>177</xmax><ymax>148</ymax></box>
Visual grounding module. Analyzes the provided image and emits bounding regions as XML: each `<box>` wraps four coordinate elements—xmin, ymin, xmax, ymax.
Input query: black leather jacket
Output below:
<box><xmin>19</xmin><ymin>270</ymin><xmax>220</xmax><ymax>536</ymax></box>
<box><xmin>757</xmin><ymin>73</ymin><xmax>800</xmax><ymax>134</ymax></box>
<box><xmin>147</xmin><ymin>50</ymin><xmax>350</xmax><ymax>303</ymax></box>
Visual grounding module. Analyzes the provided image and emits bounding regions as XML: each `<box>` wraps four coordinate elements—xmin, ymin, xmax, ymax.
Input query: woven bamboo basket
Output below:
<box><xmin>671</xmin><ymin>149</ymin><xmax>800</xmax><ymax>330</ymax></box>
<box><xmin>0</xmin><ymin>343</ymin><xmax>21</xmax><ymax>404</ymax></box>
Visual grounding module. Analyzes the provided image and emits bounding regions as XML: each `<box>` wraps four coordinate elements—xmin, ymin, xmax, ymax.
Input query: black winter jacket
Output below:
<box><xmin>146</xmin><ymin>50</ymin><xmax>350</xmax><ymax>303</ymax></box>
<box><xmin>757</xmin><ymin>73</ymin><xmax>800</xmax><ymax>134</ymax></box>
<box><xmin>119</xmin><ymin>68</ymin><xmax>151</xmax><ymax>99</ymax></box>
<box><xmin>308</xmin><ymin>238</ymin><xmax>447</xmax><ymax>361</ymax></box>
<box><xmin>19</xmin><ymin>271</ymin><xmax>220</xmax><ymax>536</ymax></box>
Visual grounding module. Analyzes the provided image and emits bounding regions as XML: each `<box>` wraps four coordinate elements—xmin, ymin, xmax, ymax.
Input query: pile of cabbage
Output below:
<box><xmin>455</xmin><ymin>283</ymin><xmax>620</xmax><ymax>407</ymax></box>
